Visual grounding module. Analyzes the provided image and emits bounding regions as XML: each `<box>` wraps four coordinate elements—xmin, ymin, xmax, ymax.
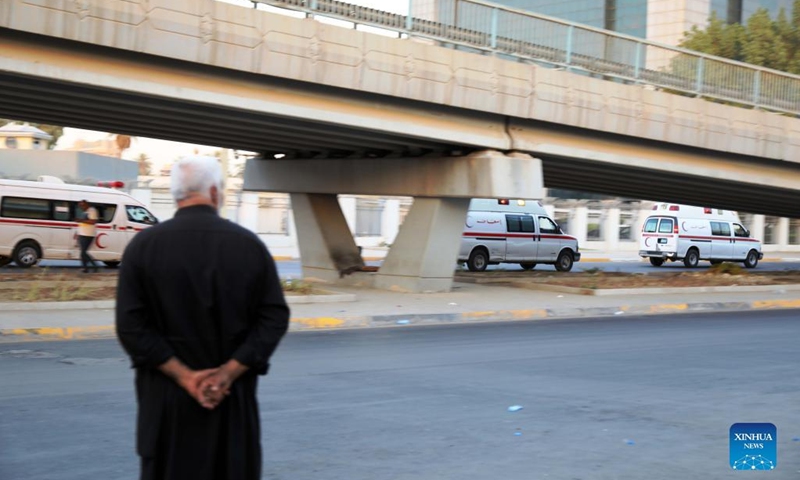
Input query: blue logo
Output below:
<box><xmin>730</xmin><ymin>423</ymin><xmax>776</xmax><ymax>471</ymax></box>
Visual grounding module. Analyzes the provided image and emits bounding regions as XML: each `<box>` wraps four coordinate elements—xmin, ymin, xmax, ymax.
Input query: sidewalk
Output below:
<box><xmin>1</xmin><ymin>281</ymin><xmax>799</xmax><ymax>342</ymax></box>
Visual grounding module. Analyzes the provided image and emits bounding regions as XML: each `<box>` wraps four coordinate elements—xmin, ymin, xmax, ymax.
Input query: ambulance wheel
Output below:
<box><xmin>103</xmin><ymin>261</ymin><xmax>121</xmax><ymax>268</ymax></box>
<box><xmin>683</xmin><ymin>248</ymin><xmax>699</xmax><ymax>268</ymax></box>
<box><xmin>0</xmin><ymin>256</ymin><xmax>11</xmax><ymax>267</ymax></box>
<box><xmin>649</xmin><ymin>258</ymin><xmax>664</xmax><ymax>267</ymax></box>
<box><xmin>467</xmin><ymin>249</ymin><xmax>489</xmax><ymax>272</ymax></box>
<box><xmin>520</xmin><ymin>263</ymin><xmax>536</xmax><ymax>271</ymax></box>
<box><xmin>744</xmin><ymin>250</ymin><xmax>759</xmax><ymax>269</ymax></box>
<box><xmin>554</xmin><ymin>251</ymin><xmax>574</xmax><ymax>272</ymax></box>
<box><xmin>13</xmin><ymin>241</ymin><xmax>41</xmax><ymax>268</ymax></box>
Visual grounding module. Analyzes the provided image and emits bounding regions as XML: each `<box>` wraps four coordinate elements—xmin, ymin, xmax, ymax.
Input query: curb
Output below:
<box><xmin>507</xmin><ymin>283</ymin><xmax>800</xmax><ymax>297</ymax></box>
<box><xmin>0</xmin><ymin>293</ymin><xmax>356</xmax><ymax>312</ymax></box>
<box><xmin>3</xmin><ymin>299</ymin><xmax>799</xmax><ymax>342</ymax></box>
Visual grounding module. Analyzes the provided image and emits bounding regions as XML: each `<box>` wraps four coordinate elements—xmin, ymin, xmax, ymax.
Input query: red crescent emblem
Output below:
<box><xmin>645</xmin><ymin>237</ymin><xmax>652</xmax><ymax>247</ymax></box>
<box><xmin>96</xmin><ymin>233</ymin><xmax>108</xmax><ymax>249</ymax></box>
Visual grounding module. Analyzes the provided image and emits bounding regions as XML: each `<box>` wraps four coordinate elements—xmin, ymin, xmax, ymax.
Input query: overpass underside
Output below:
<box><xmin>2</xmin><ymin>20</ymin><xmax>800</xmax><ymax>291</ymax></box>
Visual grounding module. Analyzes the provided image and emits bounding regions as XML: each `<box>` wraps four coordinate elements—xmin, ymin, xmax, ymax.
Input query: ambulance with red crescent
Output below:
<box><xmin>639</xmin><ymin>203</ymin><xmax>763</xmax><ymax>268</ymax></box>
<box><xmin>0</xmin><ymin>178</ymin><xmax>158</xmax><ymax>268</ymax></box>
<box><xmin>458</xmin><ymin>198</ymin><xmax>581</xmax><ymax>272</ymax></box>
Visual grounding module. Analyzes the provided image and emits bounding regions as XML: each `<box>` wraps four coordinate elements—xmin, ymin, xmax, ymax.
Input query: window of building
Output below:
<box><xmin>538</xmin><ymin>216</ymin><xmax>559</xmax><ymax>234</ymax></box>
<box><xmin>763</xmin><ymin>216</ymin><xmax>779</xmax><ymax>244</ymax></box>
<box><xmin>790</xmin><ymin>219</ymin><xmax>800</xmax><ymax>245</ymax></box>
<box><xmin>5</xmin><ymin>137</ymin><xmax>17</xmax><ymax>149</ymax></box>
<box><xmin>355</xmin><ymin>198</ymin><xmax>382</xmax><ymax>237</ymax></box>
<box><xmin>587</xmin><ymin>212</ymin><xmax>604</xmax><ymax>240</ymax></box>
<box><xmin>618</xmin><ymin>211</ymin><xmax>635</xmax><ymax>241</ymax></box>
<box><xmin>554</xmin><ymin>210</ymin><xmax>570</xmax><ymax>235</ymax></box>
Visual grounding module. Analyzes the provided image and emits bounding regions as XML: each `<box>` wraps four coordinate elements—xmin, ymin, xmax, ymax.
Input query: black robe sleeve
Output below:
<box><xmin>116</xmin><ymin>243</ymin><xmax>175</xmax><ymax>369</ymax></box>
<box><xmin>231</xmin><ymin>248</ymin><xmax>290</xmax><ymax>375</ymax></box>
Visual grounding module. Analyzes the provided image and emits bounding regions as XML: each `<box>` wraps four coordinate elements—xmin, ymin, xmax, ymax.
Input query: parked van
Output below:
<box><xmin>458</xmin><ymin>198</ymin><xmax>581</xmax><ymax>272</ymax></box>
<box><xmin>639</xmin><ymin>203</ymin><xmax>763</xmax><ymax>268</ymax></box>
<box><xmin>0</xmin><ymin>179</ymin><xmax>158</xmax><ymax>268</ymax></box>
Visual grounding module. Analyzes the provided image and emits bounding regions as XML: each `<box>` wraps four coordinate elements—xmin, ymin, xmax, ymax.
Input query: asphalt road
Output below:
<box><xmin>1</xmin><ymin>311</ymin><xmax>799</xmax><ymax>479</ymax></box>
<box><xmin>5</xmin><ymin>258</ymin><xmax>800</xmax><ymax>277</ymax></box>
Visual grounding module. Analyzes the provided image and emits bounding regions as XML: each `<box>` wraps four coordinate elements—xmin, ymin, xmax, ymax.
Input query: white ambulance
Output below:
<box><xmin>639</xmin><ymin>203</ymin><xmax>763</xmax><ymax>268</ymax></box>
<box><xmin>458</xmin><ymin>198</ymin><xmax>581</xmax><ymax>272</ymax></box>
<box><xmin>0</xmin><ymin>178</ymin><xmax>158</xmax><ymax>268</ymax></box>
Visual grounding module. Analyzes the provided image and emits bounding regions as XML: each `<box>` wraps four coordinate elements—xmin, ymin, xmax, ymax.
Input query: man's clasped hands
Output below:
<box><xmin>162</xmin><ymin>358</ymin><xmax>249</xmax><ymax>410</ymax></box>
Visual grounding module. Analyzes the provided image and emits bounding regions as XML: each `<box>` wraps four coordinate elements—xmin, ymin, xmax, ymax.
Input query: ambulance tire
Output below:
<box><xmin>467</xmin><ymin>249</ymin><xmax>489</xmax><ymax>272</ymax></box>
<box><xmin>649</xmin><ymin>258</ymin><xmax>664</xmax><ymax>267</ymax></box>
<box><xmin>13</xmin><ymin>241</ymin><xmax>41</xmax><ymax>268</ymax></box>
<box><xmin>103</xmin><ymin>261</ymin><xmax>121</xmax><ymax>268</ymax></box>
<box><xmin>744</xmin><ymin>250</ymin><xmax>759</xmax><ymax>269</ymax></box>
<box><xmin>554</xmin><ymin>251</ymin><xmax>574</xmax><ymax>272</ymax></box>
<box><xmin>520</xmin><ymin>263</ymin><xmax>536</xmax><ymax>271</ymax></box>
<box><xmin>683</xmin><ymin>248</ymin><xmax>700</xmax><ymax>268</ymax></box>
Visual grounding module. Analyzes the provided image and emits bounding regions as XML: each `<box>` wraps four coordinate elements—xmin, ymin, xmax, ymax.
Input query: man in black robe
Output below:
<box><xmin>116</xmin><ymin>156</ymin><xmax>290</xmax><ymax>480</ymax></box>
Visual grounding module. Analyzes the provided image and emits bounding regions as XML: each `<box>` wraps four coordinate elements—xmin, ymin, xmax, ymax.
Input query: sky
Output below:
<box><xmin>54</xmin><ymin>0</ymin><xmax>410</xmax><ymax>172</ymax></box>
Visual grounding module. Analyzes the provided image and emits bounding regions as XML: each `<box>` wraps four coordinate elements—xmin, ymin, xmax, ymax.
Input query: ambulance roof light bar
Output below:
<box><xmin>98</xmin><ymin>181</ymin><xmax>125</xmax><ymax>189</ymax></box>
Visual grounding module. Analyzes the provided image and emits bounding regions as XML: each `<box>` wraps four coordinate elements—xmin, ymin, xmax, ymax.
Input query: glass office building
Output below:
<box><xmin>478</xmin><ymin>0</ymin><xmax>648</xmax><ymax>38</ymax></box>
<box><xmin>711</xmin><ymin>0</ymin><xmax>795</xmax><ymax>24</ymax></box>
<box><xmin>421</xmin><ymin>0</ymin><xmax>797</xmax><ymax>46</ymax></box>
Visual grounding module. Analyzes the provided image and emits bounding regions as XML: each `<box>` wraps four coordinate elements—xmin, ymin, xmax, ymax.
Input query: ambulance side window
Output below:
<box><xmin>657</xmin><ymin>219</ymin><xmax>674</xmax><ymax>234</ymax></box>
<box><xmin>53</xmin><ymin>201</ymin><xmax>71</xmax><ymax>221</ymax></box>
<box><xmin>1</xmin><ymin>197</ymin><xmax>50</xmax><ymax>220</ymax></box>
<box><xmin>506</xmin><ymin>215</ymin><xmax>521</xmax><ymax>233</ymax></box>
<box><xmin>538</xmin><ymin>216</ymin><xmax>559</xmax><ymax>234</ymax></box>
<box><xmin>126</xmin><ymin>205</ymin><xmax>158</xmax><ymax>225</ymax></box>
<box><xmin>520</xmin><ymin>216</ymin><xmax>535</xmax><ymax>233</ymax></box>
<box><xmin>733</xmin><ymin>224</ymin><xmax>749</xmax><ymax>238</ymax></box>
<box><xmin>74</xmin><ymin>202</ymin><xmax>116</xmax><ymax>224</ymax></box>
<box><xmin>644</xmin><ymin>218</ymin><xmax>658</xmax><ymax>233</ymax></box>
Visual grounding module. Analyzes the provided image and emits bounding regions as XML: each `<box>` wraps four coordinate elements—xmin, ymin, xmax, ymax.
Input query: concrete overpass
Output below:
<box><xmin>1</xmin><ymin>0</ymin><xmax>799</xmax><ymax>291</ymax></box>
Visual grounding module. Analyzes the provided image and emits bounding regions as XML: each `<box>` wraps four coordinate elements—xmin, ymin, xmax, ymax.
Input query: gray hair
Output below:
<box><xmin>170</xmin><ymin>156</ymin><xmax>223</xmax><ymax>202</ymax></box>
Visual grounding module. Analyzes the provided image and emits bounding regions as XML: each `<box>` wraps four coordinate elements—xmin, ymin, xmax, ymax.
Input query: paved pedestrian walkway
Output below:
<box><xmin>1</xmin><ymin>281</ymin><xmax>799</xmax><ymax>342</ymax></box>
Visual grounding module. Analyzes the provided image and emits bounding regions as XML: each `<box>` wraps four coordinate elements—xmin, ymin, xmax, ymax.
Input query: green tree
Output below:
<box><xmin>743</xmin><ymin>9</ymin><xmax>784</xmax><ymax>69</ymax></box>
<box><xmin>0</xmin><ymin>119</ymin><xmax>64</xmax><ymax>148</ymax></box>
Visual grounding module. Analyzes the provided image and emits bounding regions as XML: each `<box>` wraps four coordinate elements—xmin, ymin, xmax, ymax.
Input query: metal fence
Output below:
<box><xmin>252</xmin><ymin>0</ymin><xmax>800</xmax><ymax>115</ymax></box>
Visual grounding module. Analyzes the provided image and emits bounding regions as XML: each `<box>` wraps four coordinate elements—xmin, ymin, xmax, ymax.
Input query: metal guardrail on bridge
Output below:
<box><xmin>249</xmin><ymin>0</ymin><xmax>800</xmax><ymax>116</ymax></box>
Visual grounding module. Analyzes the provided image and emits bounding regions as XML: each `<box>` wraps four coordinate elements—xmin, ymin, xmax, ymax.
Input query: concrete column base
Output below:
<box><xmin>374</xmin><ymin>197</ymin><xmax>471</xmax><ymax>293</ymax></box>
<box><xmin>290</xmin><ymin>193</ymin><xmax>364</xmax><ymax>283</ymax></box>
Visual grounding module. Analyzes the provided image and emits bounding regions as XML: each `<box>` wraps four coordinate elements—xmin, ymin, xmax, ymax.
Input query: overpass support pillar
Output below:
<box><xmin>289</xmin><ymin>193</ymin><xmax>365</xmax><ymax>283</ymax></box>
<box><xmin>374</xmin><ymin>197</ymin><xmax>471</xmax><ymax>292</ymax></box>
<box><xmin>245</xmin><ymin>150</ymin><xmax>544</xmax><ymax>292</ymax></box>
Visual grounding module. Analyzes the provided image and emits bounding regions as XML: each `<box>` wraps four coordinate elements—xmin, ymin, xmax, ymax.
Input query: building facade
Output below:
<box><xmin>423</xmin><ymin>0</ymin><xmax>796</xmax><ymax>47</ymax></box>
<box><xmin>130</xmin><ymin>183</ymin><xmax>800</xmax><ymax>260</ymax></box>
